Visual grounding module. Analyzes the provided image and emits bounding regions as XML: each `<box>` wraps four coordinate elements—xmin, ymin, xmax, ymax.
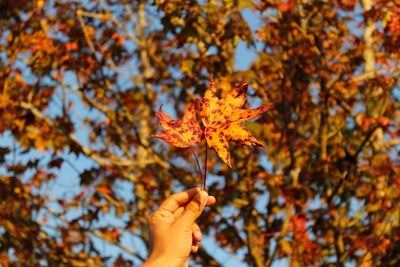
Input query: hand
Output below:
<box><xmin>142</xmin><ymin>188</ymin><xmax>216</xmax><ymax>267</ymax></box>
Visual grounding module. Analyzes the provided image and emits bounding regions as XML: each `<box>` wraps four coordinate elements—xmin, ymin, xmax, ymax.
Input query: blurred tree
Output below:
<box><xmin>0</xmin><ymin>0</ymin><xmax>399</xmax><ymax>266</ymax></box>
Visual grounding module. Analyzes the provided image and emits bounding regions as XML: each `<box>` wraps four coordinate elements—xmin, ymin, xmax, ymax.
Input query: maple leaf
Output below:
<box><xmin>153</xmin><ymin>102</ymin><xmax>204</xmax><ymax>148</ymax></box>
<box><xmin>197</xmin><ymin>77</ymin><xmax>272</xmax><ymax>167</ymax></box>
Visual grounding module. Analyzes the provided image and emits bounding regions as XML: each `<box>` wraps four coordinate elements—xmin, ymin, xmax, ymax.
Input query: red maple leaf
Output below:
<box><xmin>196</xmin><ymin>77</ymin><xmax>272</xmax><ymax>167</ymax></box>
<box><xmin>153</xmin><ymin>102</ymin><xmax>204</xmax><ymax>148</ymax></box>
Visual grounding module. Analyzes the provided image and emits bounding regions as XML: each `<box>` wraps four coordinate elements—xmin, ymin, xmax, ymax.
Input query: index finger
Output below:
<box><xmin>159</xmin><ymin>188</ymin><xmax>201</xmax><ymax>213</ymax></box>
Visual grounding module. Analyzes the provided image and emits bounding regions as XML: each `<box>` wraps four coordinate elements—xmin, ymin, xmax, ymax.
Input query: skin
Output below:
<box><xmin>142</xmin><ymin>188</ymin><xmax>216</xmax><ymax>267</ymax></box>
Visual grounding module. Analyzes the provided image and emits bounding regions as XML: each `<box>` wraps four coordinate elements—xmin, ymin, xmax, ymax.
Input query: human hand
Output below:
<box><xmin>142</xmin><ymin>188</ymin><xmax>216</xmax><ymax>267</ymax></box>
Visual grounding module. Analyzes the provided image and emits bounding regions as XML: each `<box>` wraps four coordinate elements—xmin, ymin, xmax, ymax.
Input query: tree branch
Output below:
<box><xmin>19</xmin><ymin>101</ymin><xmax>141</xmax><ymax>180</ymax></box>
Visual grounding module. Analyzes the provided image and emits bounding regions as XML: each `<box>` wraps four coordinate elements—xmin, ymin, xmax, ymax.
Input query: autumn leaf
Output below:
<box><xmin>197</xmin><ymin>77</ymin><xmax>272</xmax><ymax>167</ymax></box>
<box><xmin>277</xmin><ymin>0</ymin><xmax>296</xmax><ymax>12</ymax></box>
<box><xmin>153</xmin><ymin>102</ymin><xmax>204</xmax><ymax>148</ymax></box>
<box><xmin>96</xmin><ymin>185</ymin><xmax>112</xmax><ymax>195</ymax></box>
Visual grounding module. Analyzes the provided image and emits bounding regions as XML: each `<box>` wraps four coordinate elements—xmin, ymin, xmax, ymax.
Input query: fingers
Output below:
<box><xmin>191</xmin><ymin>242</ymin><xmax>200</xmax><ymax>253</ymax></box>
<box><xmin>173</xmin><ymin>195</ymin><xmax>216</xmax><ymax>219</ymax></box>
<box><xmin>177</xmin><ymin>191</ymin><xmax>209</xmax><ymax>230</ymax></box>
<box><xmin>173</xmin><ymin>206</ymin><xmax>185</xmax><ymax>219</ymax></box>
<box><xmin>191</xmin><ymin>223</ymin><xmax>201</xmax><ymax>253</ymax></box>
<box><xmin>159</xmin><ymin>188</ymin><xmax>201</xmax><ymax>213</ymax></box>
<box><xmin>192</xmin><ymin>223</ymin><xmax>202</xmax><ymax>243</ymax></box>
<box><xmin>207</xmin><ymin>195</ymin><xmax>216</xmax><ymax>206</ymax></box>
<box><xmin>148</xmin><ymin>208</ymin><xmax>175</xmax><ymax>225</ymax></box>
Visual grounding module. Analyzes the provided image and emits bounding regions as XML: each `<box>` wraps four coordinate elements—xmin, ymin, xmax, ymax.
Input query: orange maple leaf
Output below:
<box><xmin>196</xmin><ymin>77</ymin><xmax>272</xmax><ymax>167</ymax></box>
<box><xmin>153</xmin><ymin>102</ymin><xmax>204</xmax><ymax>148</ymax></box>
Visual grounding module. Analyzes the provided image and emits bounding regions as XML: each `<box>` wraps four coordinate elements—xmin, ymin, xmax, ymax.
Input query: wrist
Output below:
<box><xmin>142</xmin><ymin>254</ymin><xmax>183</xmax><ymax>267</ymax></box>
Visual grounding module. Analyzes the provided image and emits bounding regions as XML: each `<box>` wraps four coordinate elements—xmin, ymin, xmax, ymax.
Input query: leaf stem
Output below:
<box><xmin>190</xmin><ymin>147</ymin><xmax>203</xmax><ymax>188</ymax></box>
<box><xmin>203</xmin><ymin>142</ymin><xmax>208</xmax><ymax>190</ymax></box>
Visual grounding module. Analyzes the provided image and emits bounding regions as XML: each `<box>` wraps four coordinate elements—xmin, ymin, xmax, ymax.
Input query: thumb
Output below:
<box><xmin>177</xmin><ymin>191</ymin><xmax>208</xmax><ymax>230</ymax></box>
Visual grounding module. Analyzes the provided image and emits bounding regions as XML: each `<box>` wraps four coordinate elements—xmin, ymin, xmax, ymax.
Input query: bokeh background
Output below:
<box><xmin>1</xmin><ymin>0</ymin><xmax>399</xmax><ymax>266</ymax></box>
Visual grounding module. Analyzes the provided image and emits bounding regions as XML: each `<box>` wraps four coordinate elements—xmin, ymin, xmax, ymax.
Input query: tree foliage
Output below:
<box><xmin>1</xmin><ymin>0</ymin><xmax>399</xmax><ymax>266</ymax></box>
